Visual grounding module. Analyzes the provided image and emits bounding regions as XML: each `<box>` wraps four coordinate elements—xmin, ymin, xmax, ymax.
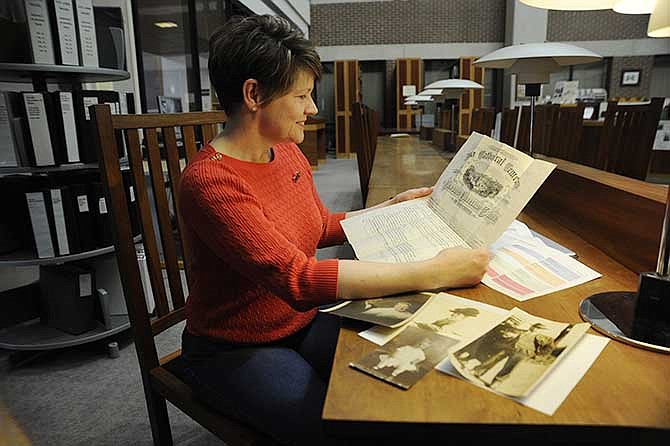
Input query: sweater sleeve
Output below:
<box><xmin>180</xmin><ymin>163</ymin><xmax>338</xmax><ymax>310</ymax></box>
<box><xmin>304</xmin><ymin>164</ymin><xmax>347</xmax><ymax>248</ymax></box>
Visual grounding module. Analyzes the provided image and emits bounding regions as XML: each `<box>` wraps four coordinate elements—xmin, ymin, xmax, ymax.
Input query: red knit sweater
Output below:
<box><xmin>179</xmin><ymin>143</ymin><xmax>346</xmax><ymax>343</ymax></box>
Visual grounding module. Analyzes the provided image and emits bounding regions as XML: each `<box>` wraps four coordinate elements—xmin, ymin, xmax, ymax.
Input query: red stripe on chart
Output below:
<box><xmin>493</xmin><ymin>275</ymin><xmax>534</xmax><ymax>296</ymax></box>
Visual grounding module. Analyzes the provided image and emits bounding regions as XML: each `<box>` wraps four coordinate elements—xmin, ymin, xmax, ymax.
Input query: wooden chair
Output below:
<box><xmin>470</xmin><ymin>107</ymin><xmax>496</xmax><ymax>137</ymax></box>
<box><xmin>351</xmin><ymin>102</ymin><xmax>373</xmax><ymax>204</ymax></box>
<box><xmin>500</xmin><ymin>107</ymin><xmax>520</xmax><ymax>147</ymax></box>
<box><xmin>91</xmin><ymin>104</ymin><xmax>273</xmax><ymax>446</ymax></box>
<box><xmin>546</xmin><ymin>104</ymin><xmax>584</xmax><ymax>162</ymax></box>
<box><xmin>595</xmin><ymin>97</ymin><xmax>664</xmax><ymax>180</ymax></box>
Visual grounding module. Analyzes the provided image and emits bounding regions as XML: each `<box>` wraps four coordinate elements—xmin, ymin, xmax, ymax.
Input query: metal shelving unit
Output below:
<box><xmin>0</xmin><ymin>63</ymin><xmax>132</xmax><ymax>353</ymax></box>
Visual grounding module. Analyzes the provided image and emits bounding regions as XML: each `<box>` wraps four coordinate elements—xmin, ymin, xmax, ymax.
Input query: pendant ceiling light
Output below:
<box><xmin>613</xmin><ymin>0</ymin><xmax>656</xmax><ymax>14</ymax></box>
<box><xmin>648</xmin><ymin>0</ymin><xmax>670</xmax><ymax>37</ymax></box>
<box><xmin>519</xmin><ymin>0</ymin><xmax>615</xmax><ymax>10</ymax></box>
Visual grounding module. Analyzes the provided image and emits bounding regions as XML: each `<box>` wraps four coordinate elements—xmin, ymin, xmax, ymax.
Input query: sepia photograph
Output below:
<box><xmin>450</xmin><ymin>308</ymin><xmax>589</xmax><ymax>397</ymax></box>
<box><xmin>322</xmin><ymin>293</ymin><xmax>433</xmax><ymax>328</ymax></box>
<box><xmin>350</xmin><ymin>326</ymin><xmax>459</xmax><ymax>390</ymax></box>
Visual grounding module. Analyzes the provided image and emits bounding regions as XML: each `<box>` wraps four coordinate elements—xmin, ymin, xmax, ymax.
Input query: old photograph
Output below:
<box><xmin>450</xmin><ymin>308</ymin><xmax>589</xmax><ymax>397</ymax></box>
<box><xmin>350</xmin><ymin>326</ymin><xmax>459</xmax><ymax>390</ymax></box>
<box><xmin>322</xmin><ymin>293</ymin><xmax>433</xmax><ymax>328</ymax></box>
<box><xmin>359</xmin><ymin>292</ymin><xmax>504</xmax><ymax>346</ymax></box>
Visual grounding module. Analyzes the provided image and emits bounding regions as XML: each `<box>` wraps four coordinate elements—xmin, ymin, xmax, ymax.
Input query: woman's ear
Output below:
<box><xmin>242</xmin><ymin>79</ymin><xmax>261</xmax><ymax>112</ymax></box>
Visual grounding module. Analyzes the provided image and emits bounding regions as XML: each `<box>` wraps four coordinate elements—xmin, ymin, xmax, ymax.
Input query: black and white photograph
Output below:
<box><xmin>321</xmin><ymin>293</ymin><xmax>433</xmax><ymax>328</ymax></box>
<box><xmin>350</xmin><ymin>326</ymin><xmax>459</xmax><ymax>390</ymax></box>
<box><xmin>620</xmin><ymin>69</ymin><xmax>641</xmax><ymax>86</ymax></box>
<box><xmin>449</xmin><ymin>308</ymin><xmax>589</xmax><ymax>397</ymax></box>
<box><xmin>412</xmin><ymin>293</ymin><xmax>504</xmax><ymax>341</ymax></box>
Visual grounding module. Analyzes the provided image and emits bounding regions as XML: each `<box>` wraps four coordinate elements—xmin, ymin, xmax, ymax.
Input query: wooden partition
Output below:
<box><xmin>335</xmin><ymin>60</ymin><xmax>361</xmax><ymax>157</ymax></box>
<box><xmin>457</xmin><ymin>57</ymin><xmax>485</xmax><ymax>147</ymax></box>
<box><xmin>531</xmin><ymin>156</ymin><xmax>667</xmax><ymax>273</ymax></box>
<box><xmin>396</xmin><ymin>58</ymin><xmax>423</xmax><ymax>131</ymax></box>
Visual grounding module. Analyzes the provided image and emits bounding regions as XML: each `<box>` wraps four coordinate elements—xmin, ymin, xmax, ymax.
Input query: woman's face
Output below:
<box><xmin>258</xmin><ymin>69</ymin><xmax>318</xmax><ymax>144</ymax></box>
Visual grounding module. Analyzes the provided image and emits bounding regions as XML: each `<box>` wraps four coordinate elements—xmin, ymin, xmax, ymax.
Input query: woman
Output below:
<box><xmin>178</xmin><ymin>14</ymin><xmax>489</xmax><ymax>446</ymax></box>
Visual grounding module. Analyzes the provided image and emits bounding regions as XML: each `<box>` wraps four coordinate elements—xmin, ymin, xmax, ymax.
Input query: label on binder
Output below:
<box><xmin>79</xmin><ymin>273</ymin><xmax>92</xmax><ymax>297</ymax></box>
<box><xmin>83</xmin><ymin>97</ymin><xmax>99</xmax><ymax>121</ymax></box>
<box><xmin>98</xmin><ymin>197</ymin><xmax>108</xmax><ymax>214</ymax></box>
<box><xmin>26</xmin><ymin>0</ymin><xmax>56</xmax><ymax>64</ymax></box>
<box><xmin>54</xmin><ymin>0</ymin><xmax>80</xmax><ymax>65</ymax></box>
<box><xmin>50</xmin><ymin>189</ymin><xmax>70</xmax><ymax>255</ymax></box>
<box><xmin>76</xmin><ymin>0</ymin><xmax>99</xmax><ymax>67</ymax></box>
<box><xmin>59</xmin><ymin>92</ymin><xmax>80</xmax><ymax>162</ymax></box>
<box><xmin>77</xmin><ymin>195</ymin><xmax>89</xmax><ymax>212</ymax></box>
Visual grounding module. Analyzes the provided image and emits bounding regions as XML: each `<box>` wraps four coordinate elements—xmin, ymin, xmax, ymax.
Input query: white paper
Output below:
<box><xmin>402</xmin><ymin>85</ymin><xmax>416</xmax><ymax>97</ymax></box>
<box><xmin>435</xmin><ymin>333</ymin><xmax>608</xmax><ymax>416</ymax></box>
<box><xmin>484</xmin><ymin>220</ymin><xmax>601</xmax><ymax>301</ymax></box>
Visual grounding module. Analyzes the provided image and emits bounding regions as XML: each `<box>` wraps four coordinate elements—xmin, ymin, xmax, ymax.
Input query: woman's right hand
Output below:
<box><xmin>424</xmin><ymin>246</ymin><xmax>491</xmax><ymax>290</ymax></box>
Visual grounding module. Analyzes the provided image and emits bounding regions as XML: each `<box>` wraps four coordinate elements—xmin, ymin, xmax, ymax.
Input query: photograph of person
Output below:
<box><xmin>450</xmin><ymin>309</ymin><xmax>589</xmax><ymax>397</ymax></box>
<box><xmin>323</xmin><ymin>293</ymin><xmax>433</xmax><ymax>327</ymax></box>
<box><xmin>350</xmin><ymin>326</ymin><xmax>459</xmax><ymax>389</ymax></box>
<box><xmin>177</xmin><ymin>14</ymin><xmax>490</xmax><ymax>446</ymax></box>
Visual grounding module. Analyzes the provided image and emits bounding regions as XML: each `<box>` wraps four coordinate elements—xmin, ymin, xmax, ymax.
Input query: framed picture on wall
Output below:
<box><xmin>620</xmin><ymin>69</ymin><xmax>641</xmax><ymax>87</ymax></box>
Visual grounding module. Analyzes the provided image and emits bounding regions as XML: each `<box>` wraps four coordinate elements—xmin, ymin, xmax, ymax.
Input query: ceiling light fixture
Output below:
<box><xmin>519</xmin><ymin>0</ymin><xmax>615</xmax><ymax>10</ymax></box>
<box><xmin>648</xmin><ymin>0</ymin><xmax>670</xmax><ymax>37</ymax></box>
<box><xmin>613</xmin><ymin>0</ymin><xmax>656</xmax><ymax>14</ymax></box>
<box><xmin>154</xmin><ymin>21</ymin><xmax>179</xmax><ymax>29</ymax></box>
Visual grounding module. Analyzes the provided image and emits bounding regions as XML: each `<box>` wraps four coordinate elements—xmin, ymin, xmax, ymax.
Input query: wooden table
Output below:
<box><xmin>322</xmin><ymin>136</ymin><xmax>669</xmax><ymax>443</ymax></box>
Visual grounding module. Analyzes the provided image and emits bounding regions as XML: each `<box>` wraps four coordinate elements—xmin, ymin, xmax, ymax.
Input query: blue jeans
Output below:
<box><xmin>181</xmin><ymin>312</ymin><xmax>346</xmax><ymax>446</ymax></box>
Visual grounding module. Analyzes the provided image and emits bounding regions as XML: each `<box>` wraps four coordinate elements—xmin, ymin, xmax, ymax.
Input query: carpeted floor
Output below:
<box><xmin>0</xmin><ymin>156</ymin><xmax>363</xmax><ymax>446</ymax></box>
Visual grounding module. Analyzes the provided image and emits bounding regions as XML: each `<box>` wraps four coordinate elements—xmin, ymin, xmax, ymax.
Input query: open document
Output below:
<box><xmin>484</xmin><ymin>220</ymin><xmax>601</xmax><ymax>301</ymax></box>
<box><xmin>341</xmin><ymin>132</ymin><xmax>556</xmax><ymax>263</ymax></box>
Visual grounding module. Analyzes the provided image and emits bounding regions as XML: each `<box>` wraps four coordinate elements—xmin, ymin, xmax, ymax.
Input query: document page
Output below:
<box><xmin>341</xmin><ymin>198</ymin><xmax>467</xmax><ymax>263</ymax></box>
<box><xmin>341</xmin><ymin>133</ymin><xmax>556</xmax><ymax>262</ymax></box>
<box><xmin>429</xmin><ymin>132</ymin><xmax>556</xmax><ymax>248</ymax></box>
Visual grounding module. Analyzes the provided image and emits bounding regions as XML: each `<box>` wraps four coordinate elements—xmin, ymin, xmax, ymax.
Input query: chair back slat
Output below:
<box><xmin>351</xmin><ymin>102</ymin><xmax>370</xmax><ymax>204</ymax></box>
<box><xmin>201</xmin><ymin>124</ymin><xmax>215</xmax><ymax>146</ymax></box>
<box><xmin>92</xmin><ymin>105</ymin><xmax>163</xmax><ymax>371</ymax></box>
<box><xmin>144</xmin><ymin>128</ymin><xmax>187</xmax><ymax>310</ymax></box>
<box><xmin>597</xmin><ymin>98</ymin><xmax>664</xmax><ymax>180</ymax></box>
<box><xmin>125</xmin><ymin>128</ymin><xmax>171</xmax><ymax>317</ymax></box>
<box><xmin>182</xmin><ymin>125</ymin><xmax>199</xmax><ymax>163</ymax></box>
<box><xmin>162</xmin><ymin>126</ymin><xmax>193</xmax><ymax>283</ymax></box>
<box><xmin>500</xmin><ymin>108</ymin><xmax>518</xmax><ymax>146</ymax></box>
<box><xmin>470</xmin><ymin>107</ymin><xmax>496</xmax><ymax>137</ymax></box>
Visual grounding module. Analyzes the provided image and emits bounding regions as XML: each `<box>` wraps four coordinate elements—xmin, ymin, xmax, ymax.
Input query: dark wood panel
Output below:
<box><xmin>529</xmin><ymin>157</ymin><xmax>666</xmax><ymax>273</ymax></box>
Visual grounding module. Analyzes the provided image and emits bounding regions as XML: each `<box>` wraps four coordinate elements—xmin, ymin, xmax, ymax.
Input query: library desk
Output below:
<box><xmin>322</xmin><ymin>138</ymin><xmax>670</xmax><ymax>443</ymax></box>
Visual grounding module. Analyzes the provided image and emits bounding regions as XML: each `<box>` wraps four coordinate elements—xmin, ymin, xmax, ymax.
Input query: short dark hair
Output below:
<box><xmin>208</xmin><ymin>15</ymin><xmax>322</xmax><ymax>115</ymax></box>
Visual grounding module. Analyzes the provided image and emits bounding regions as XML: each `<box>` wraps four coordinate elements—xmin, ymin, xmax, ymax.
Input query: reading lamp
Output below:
<box><xmin>474</xmin><ymin>43</ymin><xmax>601</xmax><ymax>155</ymax></box>
<box><xmin>405</xmin><ymin>94</ymin><xmax>434</xmax><ymax>130</ymax></box>
<box><xmin>423</xmin><ymin>79</ymin><xmax>484</xmax><ymax>148</ymax></box>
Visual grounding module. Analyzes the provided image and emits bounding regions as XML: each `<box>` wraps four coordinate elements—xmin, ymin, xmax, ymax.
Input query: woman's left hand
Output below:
<box><xmin>389</xmin><ymin>186</ymin><xmax>433</xmax><ymax>205</ymax></box>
